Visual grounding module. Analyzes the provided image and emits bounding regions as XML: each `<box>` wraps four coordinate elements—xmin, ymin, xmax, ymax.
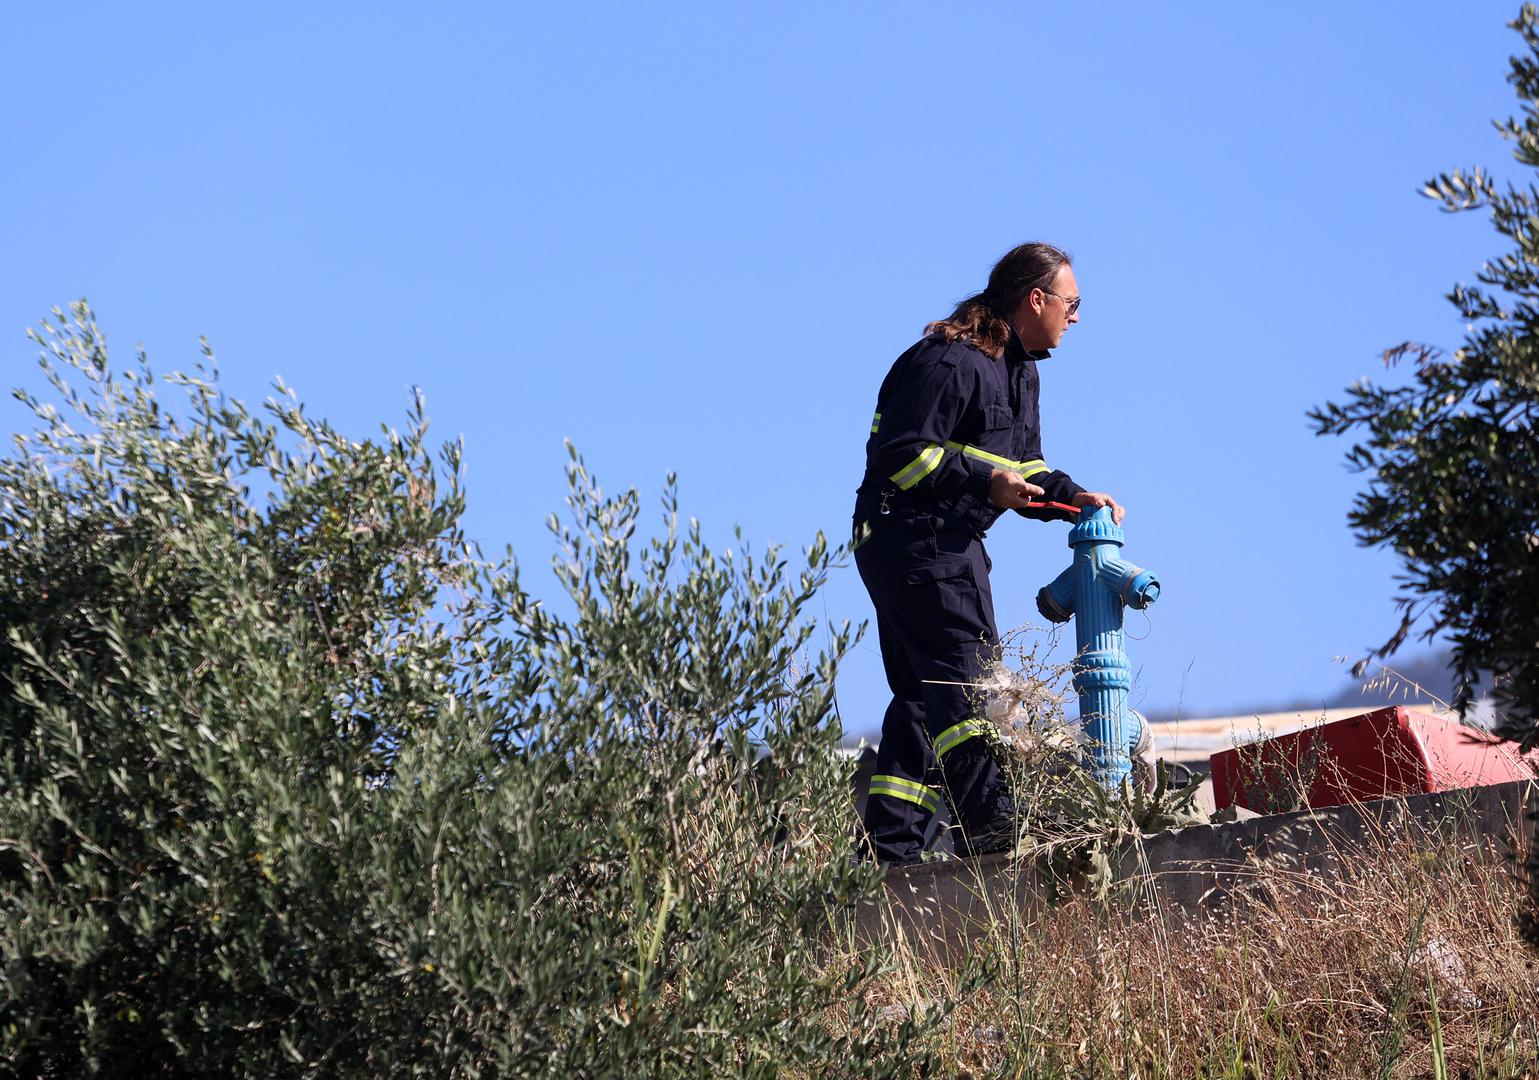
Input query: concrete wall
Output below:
<box><xmin>848</xmin><ymin>779</ymin><xmax>1537</xmax><ymax>962</ymax></box>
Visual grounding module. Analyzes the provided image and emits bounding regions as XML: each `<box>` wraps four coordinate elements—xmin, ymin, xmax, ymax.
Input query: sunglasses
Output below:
<box><xmin>1043</xmin><ymin>290</ymin><xmax>1082</xmax><ymax>316</ymax></box>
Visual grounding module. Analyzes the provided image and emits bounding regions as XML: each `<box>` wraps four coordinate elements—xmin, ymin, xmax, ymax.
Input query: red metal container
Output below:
<box><xmin>1210</xmin><ymin>706</ymin><xmax>1539</xmax><ymax>813</ymax></box>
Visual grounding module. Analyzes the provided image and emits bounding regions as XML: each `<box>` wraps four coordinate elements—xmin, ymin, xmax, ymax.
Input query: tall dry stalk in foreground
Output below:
<box><xmin>826</xmin><ymin>638</ymin><xmax>1539</xmax><ymax>1078</ymax></box>
<box><xmin>832</xmin><ymin>816</ymin><xmax>1539</xmax><ymax>1078</ymax></box>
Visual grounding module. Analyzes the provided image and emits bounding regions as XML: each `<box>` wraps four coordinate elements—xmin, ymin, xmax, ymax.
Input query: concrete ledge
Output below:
<box><xmin>851</xmin><ymin>779</ymin><xmax>1537</xmax><ymax>960</ymax></box>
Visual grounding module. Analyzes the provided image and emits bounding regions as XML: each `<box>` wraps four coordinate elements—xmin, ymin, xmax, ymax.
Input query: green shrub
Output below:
<box><xmin>1308</xmin><ymin>5</ymin><xmax>1539</xmax><ymax>947</ymax></box>
<box><xmin>0</xmin><ymin>304</ymin><xmax>937</xmax><ymax>1077</ymax></box>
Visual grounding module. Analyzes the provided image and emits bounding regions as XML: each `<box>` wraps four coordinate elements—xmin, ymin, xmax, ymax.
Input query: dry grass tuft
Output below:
<box><xmin>833</xmin><ymin>633</ymin><xmax>1539</xmax><ymax>1077</ymax></box>
<box><xmin>843</xmin><ymin>819</ymin><xmax>1539</xmax><ymax>1078</ymax></box>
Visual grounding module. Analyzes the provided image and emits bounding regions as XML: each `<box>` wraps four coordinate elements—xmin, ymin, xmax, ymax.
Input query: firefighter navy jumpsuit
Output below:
<box><xmin>852</xmin><ymin>328</ymin><xmax>1084</xmax><ymax>865</ymax></box>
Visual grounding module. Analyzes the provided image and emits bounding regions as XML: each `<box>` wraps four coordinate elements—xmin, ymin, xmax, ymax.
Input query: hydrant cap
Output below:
<box><xmin>1068</xmin><ymin>511</ymin><xmax>1124</xmax><ymax>547</ymax></box>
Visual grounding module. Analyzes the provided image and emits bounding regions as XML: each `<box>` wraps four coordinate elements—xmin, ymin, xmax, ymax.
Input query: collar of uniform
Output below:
<box><xmin>1003</xmin><ymin>325</ymin><xmax>1050</xmax><ymax>363</ymax></box>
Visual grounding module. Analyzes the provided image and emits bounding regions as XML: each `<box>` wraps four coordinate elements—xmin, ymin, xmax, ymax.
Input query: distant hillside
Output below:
<box><xmin>1316</xmin><ymin>650</ymin><xmax>1470</xmax><ymax>710</ymax></box>
<box><xmin>846</xmin><ymin>650</ymin><xmax>1486</xmax><ymax>742</ymax></box>
<box><xmin>1144</xmin><ymin>649</ymin><xmax>1486</xmax><ymax>725</ymax></box>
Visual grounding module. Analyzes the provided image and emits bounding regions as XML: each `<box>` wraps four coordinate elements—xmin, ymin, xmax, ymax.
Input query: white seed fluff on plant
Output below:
<box><xmin>976</xmin><ymin>661</ymin><xmax>1082</xmax><ymax>759</ymax></box>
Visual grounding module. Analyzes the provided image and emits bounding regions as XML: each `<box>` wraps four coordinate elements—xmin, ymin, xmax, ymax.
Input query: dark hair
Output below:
<box><xmin>924</xmin><ymin>242</ymin><xmax>1072</xmax><ymax>359</ymax></box>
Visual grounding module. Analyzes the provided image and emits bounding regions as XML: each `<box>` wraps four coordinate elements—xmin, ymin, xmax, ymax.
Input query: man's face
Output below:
<box><xmin>1009</xmin><ymin>265</ymin><xmax>1080</xmax><ymax>352</ymax></box>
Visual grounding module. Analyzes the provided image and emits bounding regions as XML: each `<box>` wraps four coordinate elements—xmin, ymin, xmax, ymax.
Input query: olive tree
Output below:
<box><xmin>1309</xmin><ymin>5</ymin><xmax>1539</xmax><ymax>751</ymax></box>
<box><xmin>0</xmin><ymin>303</ymin><xmax>939</xmax><ymax>1077</ymax></box>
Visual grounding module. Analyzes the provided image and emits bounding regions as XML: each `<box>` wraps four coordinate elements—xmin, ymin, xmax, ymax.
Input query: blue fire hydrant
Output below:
<box><xmin>1034</xmin><ymin>506</ymin><xmax>1161</xmax><ymax>789</ymax></box>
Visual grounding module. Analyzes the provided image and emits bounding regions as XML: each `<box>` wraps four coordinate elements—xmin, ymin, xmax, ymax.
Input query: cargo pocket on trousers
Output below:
<box><xmin>905</xmin><ymin>557</ymin><xmax>986</xmax><ymax>644</ymax></box>
<box><xmin>905</xmin><ymin>557</ymin><xmax>971</xmax><ymax>587</ymax></box>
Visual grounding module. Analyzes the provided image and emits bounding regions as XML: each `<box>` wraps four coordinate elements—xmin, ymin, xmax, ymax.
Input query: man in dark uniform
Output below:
<box><xmin>852</xmin><ymin>242</ymin><xmax>1124</xmax><ymax>866</ymax></box>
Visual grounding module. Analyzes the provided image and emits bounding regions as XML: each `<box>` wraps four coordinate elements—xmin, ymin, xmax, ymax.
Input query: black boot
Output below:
<box><xmin>942</xmin><ymin>740</ymin><xmax>1022</xmax><ymax>858</ymax></box>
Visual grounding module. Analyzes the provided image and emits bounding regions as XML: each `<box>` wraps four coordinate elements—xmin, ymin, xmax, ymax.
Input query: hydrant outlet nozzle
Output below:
<box><xmin>1036</xmin><ymin>586</ymin><xmax>1072</xmax><ymax>624</ymax></box>
<box><xmin>1035</xmin><ymin>564</ymin><xmax>1077</xmax><ymax>624</ymax></box>
<box><xmin>1125</xmin><ymin>569</ymin><xmax>1160</xmax><ymax>610</ymax></box>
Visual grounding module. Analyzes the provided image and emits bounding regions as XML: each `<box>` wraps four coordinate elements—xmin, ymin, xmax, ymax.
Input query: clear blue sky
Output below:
<box><xmin>1</xmin><ymin>3</ymin><xmax>1524</xmax><ymax>735</ymax></box>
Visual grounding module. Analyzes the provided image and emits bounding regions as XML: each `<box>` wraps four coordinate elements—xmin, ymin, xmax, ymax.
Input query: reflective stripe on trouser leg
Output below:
<box><xmin>933</xmin><ymin>718</ymin><xmax>993</xmax><ymax>759</ymax></box>
<box><xmin>854</xmin><ymin>524</ymin><xmax>1007</xmax><ymax>839</ymax></box>
<box><xmin>867</xmin><ymin>773</ymin><xmax>941</xmax><ymax>814</ymax></box>
<box><xmin>858</xmin><ymin>609</ymin><xmax>941</xmax><ymax>866</ymax></box>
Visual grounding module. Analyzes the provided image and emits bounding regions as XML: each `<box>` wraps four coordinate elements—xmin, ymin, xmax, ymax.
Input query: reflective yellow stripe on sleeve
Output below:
<box><xmin>885</xmin><ymin>440</ymin><xmax>1051</xmax><ymax>494</ymax></box>
<box><xmin>933</xmin><ymin>718</ymin><xmax>993</xmax><ymax>759</ymax></box>
<box><xmin>889</xmin><ymin>444</ymin><xmax>946</xmax><ymax>490</ymax></box>
<box><xmin>867</xmin><ymin>774</ymin><xmax>942</xmax><ymax>813</ymax></box>
<box><xmin>942</xmin><ymin>441</ymin><xmax>1050</xmax><ymax>479</ymax></box>
<box><xmin>871</xmin><ymin>412</ymin><xmax>882</xmax><ymax>434</ymax></box>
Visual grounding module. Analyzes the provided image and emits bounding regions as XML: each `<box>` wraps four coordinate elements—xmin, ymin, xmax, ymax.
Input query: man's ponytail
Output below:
<box><xmin>924</xmin><ymin>242</ymin><xmax>1071</xmax><ymax>359</ymax></box>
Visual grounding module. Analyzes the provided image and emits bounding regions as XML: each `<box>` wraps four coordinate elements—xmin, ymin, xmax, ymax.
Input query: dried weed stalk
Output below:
<box><xmin>970</xmin><ymin>626</ymin><xmax>1207</xmax><ymax>901</ymax></box>
<box><xmin>851</xmin><ymin>812</ymin><xmax>1539</xmax><ymax>1078</ymax></box>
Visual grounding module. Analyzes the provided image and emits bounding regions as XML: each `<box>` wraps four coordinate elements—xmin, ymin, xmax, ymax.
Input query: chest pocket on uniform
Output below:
<box><xmin>983</xmin><ymin>404</ymin><xmax>1012</xmax><ymax>431</ymax></box>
